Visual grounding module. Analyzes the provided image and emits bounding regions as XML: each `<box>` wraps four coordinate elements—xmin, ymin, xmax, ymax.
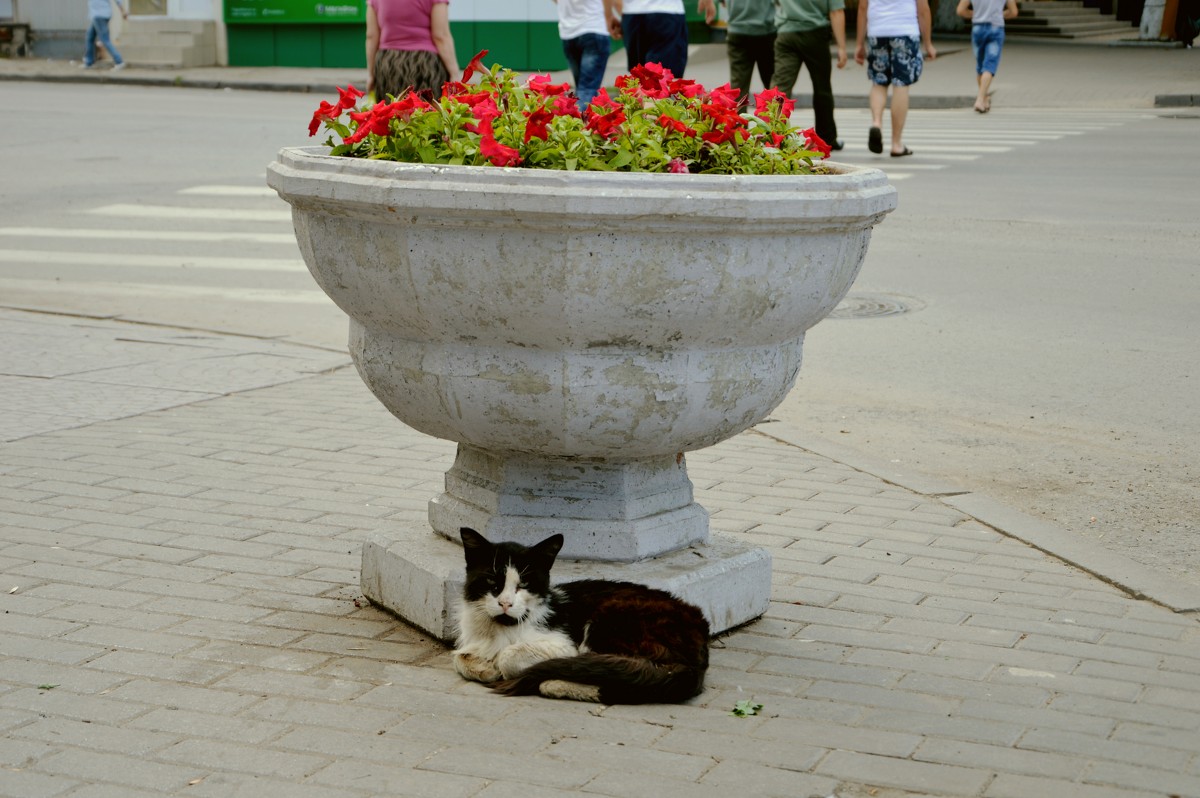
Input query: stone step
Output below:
<box><xmin>1008</xmin><ymin>0</ymin><xmax>1136</xmax><ymax>38</ymax></box>
<box><xmin>119</xmin><ymin>18</ymin><xmax>216</xmax><ymax>67</ymax></box>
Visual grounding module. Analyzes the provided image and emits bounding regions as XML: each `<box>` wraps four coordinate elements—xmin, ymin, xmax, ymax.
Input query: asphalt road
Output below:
<box><xmin>4</xmin><ymin>82</ymin><xmax>1198</xmax><ymax>590</ymax></box>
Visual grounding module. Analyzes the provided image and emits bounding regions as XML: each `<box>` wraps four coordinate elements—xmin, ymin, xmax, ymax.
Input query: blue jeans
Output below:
<box><xmin>971</xmin><ymin>23</ymin><xmax>1005</xmax><ymax>75</ymax></box>
<box><xmin>85</xmin><ymin>15</ymin><xmax>124</xmax><ymax>66</ymax></box>
<box><xmin>562</xmin><ymin>33</ymin><xmax>611</xmax><ymax>112</ymax></box>
<box><xmin>620</xmin><ymin>12</ymin><xmax>689</xmax><ymax>77</ymax></box>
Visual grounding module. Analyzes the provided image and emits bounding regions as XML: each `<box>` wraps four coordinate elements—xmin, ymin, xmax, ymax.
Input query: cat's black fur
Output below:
<box><xmin>452</xmin><ymin>527</ymin><xmax>710</xmax><ymax>704</ymax></box>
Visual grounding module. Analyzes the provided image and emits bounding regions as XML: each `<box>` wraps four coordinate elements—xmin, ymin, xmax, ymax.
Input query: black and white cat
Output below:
<box><xmin>452</xmin><ymin>527</ymin><xmax>710</xmax><ymax>704</ymax></box>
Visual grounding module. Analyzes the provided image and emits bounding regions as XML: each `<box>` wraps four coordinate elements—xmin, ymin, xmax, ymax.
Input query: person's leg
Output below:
<box><xmin>94</xmin><ymin>16</ymin><xmax>124</xmax><ymax>66</ymax></box>
<box><xmin>641</xmin><ymin>12</ymin><xmax>689</xmax><ymax>76</ymax></box>
<box><xmin>797</xmin><ymin>28</ymin><xmax>837</xmax><ymax>145</ymax></box>
<box><xmin>772</xmin><ymin>32</ymin><xmax>803</xmax><ymax>99</ymax></box>
<box><xmin>620</xmin><ymin>14</ymin><xmax>645</xmax><ymax>70</ymax></box>
<box><xmin>574</xmin><ymin>33</ymin><xmax>611</xmax><ymax>111</ymax></box>
<box><xmin>562</xmin><ymin>36</ymin><xmax>584</xmax><ymax>87</ymax></box>
<box><xmin>84</xmin><ymin>18</ymin><xmax>98</xmax><ymax>66</ymax></box>
<box><xmin>726</xmin><ymin>33</ymin><xmax>756</xmax><ymax>106</ymax></box>
<box><xmin>977</xmin><ymin>27</ymin><xmax>1003</xmax><ymax>111</ymax></box>
<box><xmin>889</xmin><ymin>84</ymin><xmax>910</xmax><ymax>152</ymax></box>
<box><xmin>753</xmin><ymin>33</ymin><xmax>776</xmax><ymax>92</ymax></box>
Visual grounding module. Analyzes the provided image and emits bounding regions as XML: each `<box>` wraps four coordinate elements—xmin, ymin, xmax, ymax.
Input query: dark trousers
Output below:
<box><xmin>773</xmin><ymin>28</ymin><xmax>837</xmax><ymax>145</ymax></box>
<box><xmin>621</xmin><ymin>12</ymin><xmax>689</xmax><ymax>77</ymax></box>
<box><xmin>726</xmin><ymin>32</ymin><xmax>776</xmax><ymax>109</ymax></box>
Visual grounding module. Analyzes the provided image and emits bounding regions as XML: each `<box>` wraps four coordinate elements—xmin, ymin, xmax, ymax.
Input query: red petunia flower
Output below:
<box><xmin>707</xmin><ymin>83</ymin><xmax>741</xmax><ymax>110</ymax></box>
<box><xmin>628</xmin><ymin>62</ymin><xmax>675</xmax><ymax>99</ymax></box>
<box><xmin>527</xmin><ymin>74</ymin><xmax>572</xmax><ymax>96</ymax></box>
<box><xmin>478</xmin><ymin>117</ymin><xmax>522</xmax><ymax>167</ymax></box>
<box><xmin>524</xmin><ymin>108</ymin><xmax>554</xmax><ymax>142</ymax></box>
<box><xmin>586</xmin><ymin>107</ymin><xmax>626</xmax><ymax>139</ymax></box>
<box><xmin>336</xmin><ymin>84</ymin><xmax>365</xmax><ymax>111</ymax></box>
<box><xmin>658</xmin><ymin>114</ymin><xmax>697</xmax><ymax>138</ymax></box>
<box><xmin>801</xmin><ymin>127</ymin><xmax>832</xmax><ymax>158</ymax></box>
<box><xmin>667</xmin><ymin>79</ymin><xmax>705</xmax><ymax>99</ymax></box>
<box><xmin>309</xmin><ymin>100</ymin><xmax>340</xmax><ymax>136</ymax></box>
<box><xmin>550</xmin><ymin>93</ymin><xmax>582</xmax><ymax>118</ymax></box>
<box><xmin>589</xmin><ymin>87</ymin><xmax>622</xmax><ymax>113</ymax></box>
<box><xmin>462</xmin><ymin>50</ymin><xmax>489</xmax><ymax>83</ymax></box>
<box><xmin>754</xmin><ymin>87</ymin><xmax>794</xmax><ymax>119</ymax></box>
<box><xmin>667</xmin><ymin>158</ymin><xmax>690</xmax><ymax>174</ymax></box>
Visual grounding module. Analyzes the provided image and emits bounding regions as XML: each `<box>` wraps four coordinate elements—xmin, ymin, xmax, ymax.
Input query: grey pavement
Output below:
<box><xmin>3</xmin><ymin>41</ymin><xmax>1200</xmax><ymax>798</ymax></box>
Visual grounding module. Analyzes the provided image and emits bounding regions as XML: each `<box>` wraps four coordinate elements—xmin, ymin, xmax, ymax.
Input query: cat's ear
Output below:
<box><xmin>530</xmin><ymin>533</ymin><xmax>564</xmax><ymax>566</ymax></box>
<box><xmin>460</xmin><ymin>527</ymin><xmax>491</xmax><ymax>567</ymax></box>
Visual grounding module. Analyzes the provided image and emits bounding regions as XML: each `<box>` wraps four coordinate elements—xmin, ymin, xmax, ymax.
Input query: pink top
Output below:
<box><xmin>368</xmin><ymin>0</ymin><xmax>449</xmax><ymax>52</ymax></box>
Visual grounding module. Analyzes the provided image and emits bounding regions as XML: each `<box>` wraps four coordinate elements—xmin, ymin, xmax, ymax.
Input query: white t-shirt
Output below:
<box><xmin>557</xmin><ymin>0</ymin><xmax>610</xmax><ymax>38</ymax></box>
<box><xmin>867</xmin><ymin>0</ymin><xmax>920</xmax><ymax>37</ymax></box>
<box><xmin>623</xmin><ymin>0</ymin><xmax>685</xmax><ymax>13</ymax></box>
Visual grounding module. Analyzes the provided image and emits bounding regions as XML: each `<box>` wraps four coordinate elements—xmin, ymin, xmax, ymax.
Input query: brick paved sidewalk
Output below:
<box><xmin>2</xmin><ymin>309</ymin><xmax>1200</xmax><ymax>798</ymax></box>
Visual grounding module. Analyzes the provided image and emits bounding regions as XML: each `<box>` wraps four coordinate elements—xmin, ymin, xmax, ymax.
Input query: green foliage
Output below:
<box><xmin>731</xmin><ymin>699</ymin><xmax>764</xmax><ymax>717</ymax></box>
<box><xmin>308</xmin><ymin>52</ymin><xmax>833</xmax><ymax>176</ymax></box>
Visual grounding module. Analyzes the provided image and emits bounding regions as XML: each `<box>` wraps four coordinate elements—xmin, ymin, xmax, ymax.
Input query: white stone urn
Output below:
<box><xmin>267</xmin><ymin>146</ymin><xmax>896</xmax><ymax>640</ymax></box>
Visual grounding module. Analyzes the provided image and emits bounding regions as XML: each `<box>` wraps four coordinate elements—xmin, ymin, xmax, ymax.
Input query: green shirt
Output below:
<box><xmin>725</xmin><ymin>0</ymin><xmax>777</xmax><ymax>35</ymax></box>
<box><xmin>776</xmin><ymin>0</ymin><xmax>844</xmax><ymax>33</ymax></box>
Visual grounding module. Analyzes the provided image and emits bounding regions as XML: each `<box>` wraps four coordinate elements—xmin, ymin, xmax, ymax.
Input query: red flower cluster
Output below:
<box><xmin>342</xmin><ymin>93</ymin><xmax>433</xmax><ymax>145</ymax></box>
<box><xmin>308</xmin><ymin>84</ymin><xmax>364</xmax><ymax>136</ymax></box>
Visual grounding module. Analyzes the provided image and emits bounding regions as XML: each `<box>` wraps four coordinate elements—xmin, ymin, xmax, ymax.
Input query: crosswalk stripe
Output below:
<box><xmin>0</xmin><ymin>227</ymin><xmax>296</xmax><ymax>244</ymax></box>
<box><xmin>178</xmin><ymin>185</ymin><xmax>279</xmax><ymax>197</ymax></box>
<box><xmin>0</xmin><ymin>249</ymin><xmax>307</xmax><ymax>273</ymax></box>
<box><xmin>0</xmin><ymin>277</ymin><xmax>328</xmax><ymax>304</ymax></box>
<box><xmin>88</xmin><ymin>204</ymin><xmax>293</xmax><ymax>222</ymax></box>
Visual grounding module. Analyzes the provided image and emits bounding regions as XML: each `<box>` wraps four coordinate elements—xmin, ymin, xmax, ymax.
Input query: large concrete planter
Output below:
<box><xmin>267</xmin><ymin>146</ymin><xmax>897</xmax><ymax>640</ymax></box>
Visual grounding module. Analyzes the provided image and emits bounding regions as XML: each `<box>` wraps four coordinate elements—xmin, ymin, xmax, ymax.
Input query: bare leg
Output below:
<box><xmin>889</xmin><ymin>84</ymin><xmax>910</xmax><ymax>154</ymax></box>
<box><xmin>977</xmin><ymin>71</ymin><xmax>994</xmax><ymax>111</ymax></box>
<box><xmin>869</xmin><ymin>83</ymin><xmax>888</xmax><ymax>128</ymax></box>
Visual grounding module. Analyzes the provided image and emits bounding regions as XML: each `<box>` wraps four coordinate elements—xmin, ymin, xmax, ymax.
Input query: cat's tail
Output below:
<box><xmin>489</xmin><ymin>653</ymin><xmax>705</xmax><ymax>704</ymax></box>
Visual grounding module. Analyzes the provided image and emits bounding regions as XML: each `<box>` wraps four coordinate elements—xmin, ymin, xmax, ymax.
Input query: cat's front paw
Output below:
<box><xmin>453</xmin><ymin>651</ymin><xmax>502</xmax><ymax>683</ymax></box>
<box><xmin>496</xmin><ymin>640</ymin><xmax>578</xmax><ymax>679</ymax></box>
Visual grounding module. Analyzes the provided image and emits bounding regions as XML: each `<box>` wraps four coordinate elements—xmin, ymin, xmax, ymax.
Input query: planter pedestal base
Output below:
<box><xmin>361</xmin><ymin>527</ymin><xmax>772</xmax><ymax>643</ymax></box>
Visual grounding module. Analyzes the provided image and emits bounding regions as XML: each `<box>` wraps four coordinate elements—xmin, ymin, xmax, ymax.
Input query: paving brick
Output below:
<box><xmin>30</xmin><ymin>749</ymin><xmax>203</xmax><ymax>792</ymax></box>
<box><xmin>1019</xmin><ymin>727</ymin><xmax>1193</xmax><ymax>772</ymax></box>
<box><xmin>985</xmin><ymin>773</ymin><xmax>1164</xmax><ymax>798</ymax></box>
<box><xmin>914</xmin><ymin>737</ymin><xmax>1084</xmax><ymax>779</ymax></box>
<box><xmin>815</xmin><ymin>750</ymin><xmax>993</xmax><ymax>796</ymax></box>
<box><xmin>12</xmin><ymin>717</ymin><xmax>177</xmax><ymax>756</ymax></box>
<box><xmin>757</xmin><ymin>716</ymin><xmax>921</xmax><ymax>757</ymax></box>
<box><xmin>679</xmin><ymin>760</ymin><xmax>834</xmax><ymax>798</ymax></box>
<box><xmin>157</xmin><ymin>738</ymin><xmax>329</xmax><ymax>779</ymax></box>
<box><xmin>129</xmin><ymin>706</ymin><xmax>288</xmax><ymax>745</ymax></box>
<box><xmin>305</xmin><ymin>760</ymin><xmax>486</xmax><ymax>798</ymax></box>
<box><xmin>83</xmin><ymin>650</ymin><xmax>235</xmax><ymax>685</ymax></box>
<box><xmin>653</xmin><ymin>726</ymin><xmax>826</xmax><ymax>771</ymax></box>
<box><xmin>861</xmin><ymin>708</ymin><xmax>1025</xmax><ymax>747</ymax></box>
<box><xmin>0</xmin><ymin>769</ymin><xmax>80</xmax><ymax>798</ymax></box>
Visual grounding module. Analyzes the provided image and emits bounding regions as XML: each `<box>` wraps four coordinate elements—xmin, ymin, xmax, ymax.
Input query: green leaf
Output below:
<box><xmin>38</xmin><ymin>684</ymin><xmax>59</xmax><ymax>691</ymax></box>
<box><xmin>731</xmin><ymin>699</ymin><xmax>763</xmax><ymax>717</ymax></box>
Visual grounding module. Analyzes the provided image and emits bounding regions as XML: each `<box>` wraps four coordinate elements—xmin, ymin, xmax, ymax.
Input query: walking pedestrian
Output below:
<box><xmin>956</xmin><ymin>0</ymin><xmax>1017</xmax><ymax>113</ymax></box>
<box><xmin>698</xmin><ymin>0</ymin><xmax>777</xmax><ymax>110</ymax></box>
<box><xmin>612</xmin><ymin>0</ymin><xmax>689</xmax><ymax>77</ymax></box>
<box><xmin>366</xmin><ymin>0</ymin><xmax>460</xmax><ymax>102</ymax></box>
<box><xmin>772</xmin><ymin>0</ymin><xmax>848</xmax><ymax>149</ymax></box>
<box><xmin>854</xmin><ymin>0</ymin><xmax>936</xmax><ymax>157</ymax></box>
<box><xmin>555</xmin><ymin>0</ymin><xmax>616</xmax><ymax>112</ymax></box>
<box><xmin>81</xmin><ymin>0</ymin><xmax>128</xmax><ymax>71</ymax></box>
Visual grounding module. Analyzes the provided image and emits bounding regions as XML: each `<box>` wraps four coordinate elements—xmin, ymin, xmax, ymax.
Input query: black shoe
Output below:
<box><xmin>829</xmin><ymin>140</ymin><xmax>845</xmax><ymax>151</ymax></box>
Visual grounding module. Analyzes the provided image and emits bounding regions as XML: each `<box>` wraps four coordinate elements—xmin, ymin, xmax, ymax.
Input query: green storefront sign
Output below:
<box><xmin>224</xmin><ymin>0</ymin><xmax>365</xmax><ymax>24</ymax></box>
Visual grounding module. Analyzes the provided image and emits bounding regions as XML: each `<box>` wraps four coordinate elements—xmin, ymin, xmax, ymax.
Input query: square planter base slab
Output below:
<box><xmin>361</xmin><ymin>526</ymin><xmax>772</xmax><ymax>643</ymax></box>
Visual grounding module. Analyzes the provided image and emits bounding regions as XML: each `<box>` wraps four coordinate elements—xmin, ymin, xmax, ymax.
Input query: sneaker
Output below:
<box><xmin>830</xmin><ymin>140</ymin><xmax>845</xmax><ymax>151</ymax></box>
<box><xmin>113</xmin><ymin>62</ymin><xmax>127</xmax><ymax>71</ymax></box>
<box><xmin>78</xmin><ymin>61</ymin><xmax>94</xmax><ymax>69</ymax></box>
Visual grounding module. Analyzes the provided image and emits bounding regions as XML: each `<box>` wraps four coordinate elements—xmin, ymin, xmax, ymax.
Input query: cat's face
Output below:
<box><xmin>460</xmin><ymin>528</ymin><xmax>562</xmax><ymax>627</ymax></box>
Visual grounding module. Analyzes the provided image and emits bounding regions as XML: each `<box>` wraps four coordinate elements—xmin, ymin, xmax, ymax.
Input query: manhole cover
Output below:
<box><xmin>829</xmin><ymin>292</ymin><xmax>924</xmax><ymax>320</ymax></box>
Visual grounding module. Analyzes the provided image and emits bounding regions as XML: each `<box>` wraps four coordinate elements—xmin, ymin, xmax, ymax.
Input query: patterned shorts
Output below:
<box><xmin>865</xmin><ymin>36</ymin><xmax>923</xmax><ymax>87</ymax></box>
<box><xmin>373</xmin><ymin>48</ymin><xmax>450</xmax><ymax>102</ymax></box>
